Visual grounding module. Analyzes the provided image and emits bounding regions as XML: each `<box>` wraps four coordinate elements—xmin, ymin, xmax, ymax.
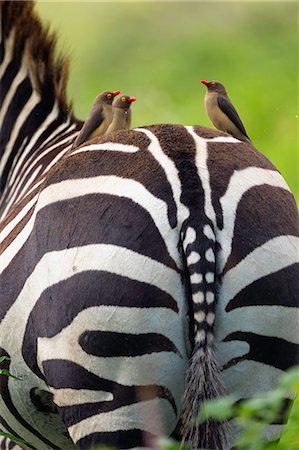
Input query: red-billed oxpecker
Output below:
<box><xmin>201</xmin><ymin>80</ymin><xmax>251</xmax><ymax>143</ymax></box>
<box><xmin>106</xmin><ymin>95</ymin><xmax>136</xmax><ymax>134</ymax></box>
<box><xmin>72</xmin><ymin>90</ymin><xmax>121</xmax><ymax>147</ymax></box>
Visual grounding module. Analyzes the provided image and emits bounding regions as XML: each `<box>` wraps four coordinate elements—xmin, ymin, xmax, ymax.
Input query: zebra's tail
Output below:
<box><xmin>180</xmin><ymin>224</ymin><xmax>228</xmax><ymax>449</ymax></box>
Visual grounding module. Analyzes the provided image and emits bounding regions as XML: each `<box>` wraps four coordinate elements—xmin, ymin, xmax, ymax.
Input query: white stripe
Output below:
<box><xmin>217</xmin><ymin>237</ymin><xmax>299</xmax><ymax>343</ymax></box>
<box><xmin>5</xmin><ymin>102</ymin><xmax>61</xmax><ymax>190</ymax></box>
<box><xmin>68</xmin><ymin>399</ymin><xmax>176</xmax><ymax>443</ymax></box>
<box><xmin>70</xmin><ymin>142</ymin><xmax>140</xmax><ymax>156</ymax></box>
<box><xmin>185</xmin><ymin>126</ymin><xmax>217</xmax><ymax>226</ymax></box>
<box><xmin>0</xmin><ymin>91</ymin><xmax>40</xmax><ymax>176</ymax></box>
<box><xmin>2</xmin><ymin>110</ymin><xmax>73</xmax><ymax>214</ymax></box>
<box><xmin>38</xmin><ymin>116</ymin><xmax>73</xmax><ymax>150</ymax></box>
<box><xmin>0</xmin><ymin>30</ymin><xmax>15</xmax><ymax>78</ymax></box>
<box><xmin>37</xmin><ymin>305</ymin><xmax>186</xmax><ymax>386</ymax></box>
<box><xmin>14</xmin><ymin>166</ymin><xmax>41</xmax><ymax>202</ymax></box>
<box><xmin>0</xmin><ymin>57</ymin><xmax>28</xmax><ymax>126</ymax></box>
<box><xmin>1</xmin><ymin>140</ymin><xmax>72</xmax><ymax>220</ymax></box>
<box><xmin>207</xmin><ymin>136</ymin><xmax>240</xmax><ymax>143</ymax></box>
<box><xmin>221</xmin><ymin>360</ymin><xmax>284</xmax><ymax>398</ymax></box>
<box><xmin>222</xmin><ymin>235</ymin><xmax>298</xmax><ymax>309</ymax></box>
<box><xmin>53</xmin><ymin>388</ymin><xmax>113</xmax><ymax>407</ymax></box>
<box><xmin>8</xmin><ymin>122</ymin><xmax>76</xmax><ymax>195</ymax></box>
<box><xmin>1</xmin><ymin>244</ymin><xmax>185</xmax><ymax>346</ymax></box>
<box><xmin>13</xmin><ymin>175</ymin><xmax>177</xmax><ymax>264</ymax></box>
<box><xmin>1</xmin><ymin>174</ymin><xmax>180</xmax><ymax>270</ymax></box>
<box><xmin>135</xmin><ymin>128</ymin><xmax>190</xmax><ymax>227</ymax></box>
<box><xmin>218</xmin><ymin>167</ymin><xmax>291</xmax><ymax>272</ymax></box>
<box><xmin>0</xmin><ymin>195</ymin><xmax>37</xmax><ymax>242</ymax></box>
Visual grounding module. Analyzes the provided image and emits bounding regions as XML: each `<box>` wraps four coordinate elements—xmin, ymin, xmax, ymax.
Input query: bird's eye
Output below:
<box><xmin>121</xmin><ymin>97</ymin><xmax>126</xmax><ymax>103</ymax></box>
<box><xmin>107</xmin><ymin>93</ymin><xmax>112</xmax><ymax>99</ymax></box>
<box><xmin>211</xmin><ymin>81</ymin><xmax>216</xmax><ymax>86</ymax></box>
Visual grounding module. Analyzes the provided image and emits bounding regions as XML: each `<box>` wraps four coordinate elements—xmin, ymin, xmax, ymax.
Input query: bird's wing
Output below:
<box><xmin>217</xmin><ymin>95</ymin><xmax>250</xmax><ymax>140</ymax></box>
<box><xmin>73</xmin><ymin>104</ymin><xmax>104</xmax><ymax>147</ymax></box>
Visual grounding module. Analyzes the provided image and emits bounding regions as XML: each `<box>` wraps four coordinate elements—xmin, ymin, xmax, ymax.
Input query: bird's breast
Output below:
<box><xmin>205</xmin><ymin>93</ymin><xmax>233</xmax><ymax>132</ymax></box>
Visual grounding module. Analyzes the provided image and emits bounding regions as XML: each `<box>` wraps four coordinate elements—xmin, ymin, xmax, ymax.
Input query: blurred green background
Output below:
<box><xmin>37</xmin><ymin>1</ymin><xmax>298</xmax><ymax>201</ymax></box>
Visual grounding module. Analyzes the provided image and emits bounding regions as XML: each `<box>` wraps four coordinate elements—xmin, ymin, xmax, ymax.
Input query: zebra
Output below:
<box><xmin>1</xmin><ymin>1</ymin><xmax>298</xmax><ymax>449</ymax></box>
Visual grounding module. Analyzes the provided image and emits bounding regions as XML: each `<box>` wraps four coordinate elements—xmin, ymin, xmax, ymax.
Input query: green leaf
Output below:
<box><xmin>0</xmin><ymin>356</ymin><xmax>10</xmax><ymax>364</ymax></box>
<box><xmin>280</xmin><ymin>367</ymin><xmax>299</xmax><ymax>391</ymax></box>
<box><xmin>0</xmin><ymin>430</ymin><xmax>30</xmax><ymax>446</ymax></box>
<box><xmin>199</xmin><ymin>395</ymin><xmax>237</xmax><ymax>422</ymax></box>
<box><xmin>0</xmin><ymin>369</ymin><xmax>22</xmax><ymax>380</ymax></box>
<box><xmin>156</xmin><ymin>437</ymin><xmax>184</xmax><ymax>450</ymax></box>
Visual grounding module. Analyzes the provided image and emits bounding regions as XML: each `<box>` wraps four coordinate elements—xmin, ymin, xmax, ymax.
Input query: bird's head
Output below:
<box><xmin>201</xmin><ymin>80</ymin><xmax>227</xmax><ymax>95</ymax></box>
<box><xmin>96</xmin><ymin>90</ymin><xmax>121</xmax><ymax>105</ymax></box>
<box><xmin>113</xmin><ymin>95</ymin><xmax>137</xmax><ymax>110</ymax></box>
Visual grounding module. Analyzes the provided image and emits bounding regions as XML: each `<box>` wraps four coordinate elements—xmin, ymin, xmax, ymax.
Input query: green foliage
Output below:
<box><xmin>37</xmin><ymin>1</ymin><xmax>298</xmax><ymax>202</ymax></box>
<box><xmin>199</xmin><ymin>366</ymin><xmax>299</xmax><ymax>450</ymax></box>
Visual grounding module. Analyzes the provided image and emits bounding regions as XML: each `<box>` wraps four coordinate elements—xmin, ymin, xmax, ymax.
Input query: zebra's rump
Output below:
<box><xmin>1</xmin><ymin>124</ymin><xmax>298</xmax><ymax>449</ymax></box>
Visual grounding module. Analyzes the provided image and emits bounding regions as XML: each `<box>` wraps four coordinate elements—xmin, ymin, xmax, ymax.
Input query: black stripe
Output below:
<box><xmin>35</xmin><ymin>193</ymin><xmax>178</xmax><ymax>270</ymax></box>
<box><xmin>226</xmin><ymin>263</ymin><xmax>299</xmax><ymax>311</ymax></box>
<box><xmin>79</xmin><ymin>330</ymin><xmax>180</xmax><ymax>357</ymax></box>
<box><xmin>203</xmin><ymin>131</ymin><xmax>277</xmax><ymax>231</ymax></box>
<box><xmin>0</xmin><ymin>204</ymin><xmax>35</xmax><ymax>254</ymax></box>
<box><xmin>22</xmin><ymin>271</ymin><xmax>178</xmax><ymax>379</ymax></box>
<box><xmin>75</xmin><ymin>429</ymin><xmax>155</xmax><ymax>449</ymax></box>
<box><xmin>0</xmin><ymin>77</ymin><xmax>32</xmax><ymax>162</ymax></box>
<box><xmin>43</xmin><ymin>359</ymin><xmax>177</xmax><ymax>427</ymax></box>
<box><xmin>4</xmin><ymin>143</ymin><xmax>67</xmax><ymax>207</ymax></box>
<box><xmin>224</xmin><ymin>186</ymin><xmax>299</xmax><ymax>273</ymax></box>
<box><xmin>223</xmin><ymin>332</ymin><xmax>299</xmax><ymax>370</ymax></box>
<box><xmin>1</xmin><ymin>93</ymin><xmax>55</xmax><ymax>193</ymax></box>
<box><xmin>0</xmin><ymin>55</ymin><xmax>23</xmax><ymax>110</ymax></box>
<box><xmin>1</xmin><ymin>193</ymin><xmax>179</xmax><ymax>325</ymax></box>
<box><xmin>51</xmin><ymin>129</ymin><xmax>178</xmax><ymax>229</ymax></box>
<box><xmin>9</xmin><ymin>114</ymin><xmax>74</xmax><ymax>186</ymax></box>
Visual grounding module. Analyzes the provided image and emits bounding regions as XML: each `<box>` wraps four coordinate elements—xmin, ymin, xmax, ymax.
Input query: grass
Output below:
<box><xmin>36</xmin><ymin>1</ymin><xmax>298</xmax><ymax>202</ymax></box>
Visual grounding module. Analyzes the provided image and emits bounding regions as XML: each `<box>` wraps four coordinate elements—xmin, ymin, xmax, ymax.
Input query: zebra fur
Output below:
<box><xmin>1</xmin><ymin>2</ymin><xmax>299</xmax><ymax>450</ymax></box>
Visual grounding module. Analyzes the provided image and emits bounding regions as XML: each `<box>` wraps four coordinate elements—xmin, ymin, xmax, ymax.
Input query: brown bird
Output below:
<box><xmin>200</xmin><ymin>80</ymin><xmax>251</xmax><ymax>143</ymax></box>
<box><xmin>106</xmin><ymin>95</ymin><xmax>136</xmax><ymax>134</ymax></box>
<box><xmin>72</xmin><ymin>90</ymin><xmax>121</xmax><ymax>147</ymax></box>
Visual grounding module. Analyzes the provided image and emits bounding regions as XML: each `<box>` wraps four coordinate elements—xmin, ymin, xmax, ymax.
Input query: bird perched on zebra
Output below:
<box><xmin>106</xmin><ymin>95</ymin><xmax>136</xmax><ymax>134</ymax></box>
<box><xmin>72</xmin><ymin>90</ymin><xmax>121</xmax><ymax>148</ymax></box>
<box><xmin>201</xmin><ymin>79</ymin><xmax>251</xmax><ymax>143</ymax></box>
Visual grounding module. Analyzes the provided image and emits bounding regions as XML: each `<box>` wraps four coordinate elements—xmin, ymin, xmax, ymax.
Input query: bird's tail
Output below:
<box><xmin>180</xmin><ymin>222</ymin><xmax>228</xmax><ymax>449</ymax></box>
